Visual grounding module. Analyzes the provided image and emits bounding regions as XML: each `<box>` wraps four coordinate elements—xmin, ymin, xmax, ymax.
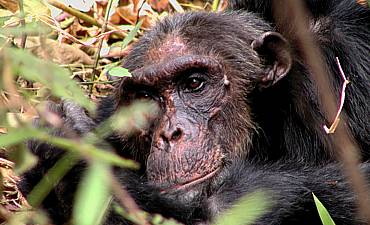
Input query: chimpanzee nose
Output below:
<box><xmin>160</xmin><ymin>127</ymin><xmax>183</xmax><ymax>143</ymax></box>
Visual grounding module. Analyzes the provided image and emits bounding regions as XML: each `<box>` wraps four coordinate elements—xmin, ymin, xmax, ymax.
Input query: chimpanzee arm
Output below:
<box><xmin>19</xmin><ymin>101</ymin><xmax>367</xmax><ymax>225</ymax></box>
<box><xmin>204</xmin><ymin>160</ymin><xmax>366</xmax><ymax>225</ymax></box>
<box><xmin>18</xmin><ymin>101</ymin><xmax>96</xmax><ymax>223</ymax></box>
<box><xmin>108</xmin><ymin>169</ymin><xmax>207</xmax><ymax>225</ymax></box>
<box><xmin>105</xmin><ymin>161</ymin><xmax>368</xmax><ymax>225</ymax></box>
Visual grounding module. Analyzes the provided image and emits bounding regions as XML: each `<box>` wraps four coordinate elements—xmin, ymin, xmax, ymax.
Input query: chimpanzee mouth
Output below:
<box><xmin>160</xmin><ymin>168</ymin><xmax>220</xmax><ymax>193</ymax></box>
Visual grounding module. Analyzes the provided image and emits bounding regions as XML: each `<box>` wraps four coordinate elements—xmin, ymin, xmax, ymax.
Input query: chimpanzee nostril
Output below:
<box><xmin>160</xmin><ymin>127</ymin><xmax>183</xmax><ymax>143</ymax></box>
<box><xmin>171</xmin><ymin>128</ymin><xmax>183</xmax><ymax>141</ymax></box>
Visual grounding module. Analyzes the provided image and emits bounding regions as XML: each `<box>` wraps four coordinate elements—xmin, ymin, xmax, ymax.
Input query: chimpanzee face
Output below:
<box><xmin>116</xmin><ymin>13</ymin><xmax>292</xmax><ymax>200</ymax></box>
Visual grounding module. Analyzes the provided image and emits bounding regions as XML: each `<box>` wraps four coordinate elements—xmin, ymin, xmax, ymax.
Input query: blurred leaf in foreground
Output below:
<box><xmin>151</xmin><ymin>213</ymin><xmax>183</xmax><ymax>225</ymax></box>
<box><xmin>0</xmin><ymin>127</ymin><xmax>38</xmax><ymax>148</ymax></box>
<box><xmin>8</xmin><ymin>144</ymin><xmax>38</xmax><ymax>175</ymax></box>
<box><xmin>6</xmin><ymin>210</ymin><xmax>49</xmax><ymax>225</ymax></box>
<box><xmin>214</xmin><ymin>190</ymin><xmax>272</xmax><ymax>225</ymax></box>
<box><xmin>73</xmin><ymin>161</ymin><xmax>112</xmax><ymax>225</ymax></box>
<box><xmin>4</xmin><ymin>48</ymin><xmax>94</xmax><ymax>112</ymax></box>
<box><xmin>27</xmin><ymin>152</ymin><xmax>79</xmax><ymax>207</ymax></box>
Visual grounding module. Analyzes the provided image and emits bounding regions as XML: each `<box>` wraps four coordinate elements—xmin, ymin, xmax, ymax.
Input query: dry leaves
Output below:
<box><xmin>0</xmin><ymin>0</ymin><xmax>18</xmax><ymax>12</ymax></box>
<box><xmin>0</xmin><ymin>158</ymin><xmax>30</xmax><ymax>212</ymax></box>
<box><xmin>14</xmin><ymin>37</ymin><xmax>94</xmax><ymax>65</ymax></box>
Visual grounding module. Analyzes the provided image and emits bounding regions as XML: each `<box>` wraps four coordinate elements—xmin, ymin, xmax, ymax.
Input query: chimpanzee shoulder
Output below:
<box><xmin>241</xmin><ymin>0</ymin><xmax>370</xmax><ymax>162</ymax></box>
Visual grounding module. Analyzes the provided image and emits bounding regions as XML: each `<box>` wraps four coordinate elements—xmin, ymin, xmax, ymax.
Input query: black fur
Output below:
<box><xmin>19</xmin><ymin>1</ymin><xmax>369</xmax><ymax>225</ymax></box>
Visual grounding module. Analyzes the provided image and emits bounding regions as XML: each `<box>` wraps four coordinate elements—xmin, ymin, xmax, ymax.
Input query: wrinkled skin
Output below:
<box><xmin>114</xmin><ymin>27</ymin><xmax>266</xmax><ymax>200</ymax></box>
<box><xmin>120</xmin><ymin>57</ymin><xmax>227</xmax><ymax>201</ymax></box>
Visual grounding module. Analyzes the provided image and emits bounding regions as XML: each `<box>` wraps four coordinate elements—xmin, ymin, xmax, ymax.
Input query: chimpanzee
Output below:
<box><xmin>228</xmin><ymin>0</ymin><xmax>355</xmax><ymax>22</ymax></box>
<box><xmin>19</xmin><ymin>0</ymin><xmax>370</xmax><ymax>224</ymax></box>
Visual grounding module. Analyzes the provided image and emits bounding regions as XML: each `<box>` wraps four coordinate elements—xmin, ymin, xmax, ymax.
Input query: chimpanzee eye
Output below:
<box><xmin>135</xmin><ymin>90</ymin><xmax>153</xmax><ymax>100</ymax></box>
<box><xmin>184</xmin><ymin>77</ymin><xmax>205</xmax><ymax>92</ymax></box>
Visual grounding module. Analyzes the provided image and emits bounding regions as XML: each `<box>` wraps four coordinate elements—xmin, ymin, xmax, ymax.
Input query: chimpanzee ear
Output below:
<box><xmin>251</xmin><ymin>31</ymin><xmax>292</xmax><ymax>88</ymax></box>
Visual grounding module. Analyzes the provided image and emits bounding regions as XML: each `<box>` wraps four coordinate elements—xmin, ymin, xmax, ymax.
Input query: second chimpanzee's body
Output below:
<box><xmin>19</xmin><ymin>0</ymin><xmax>370</xmax><ymax>225</ymax></box>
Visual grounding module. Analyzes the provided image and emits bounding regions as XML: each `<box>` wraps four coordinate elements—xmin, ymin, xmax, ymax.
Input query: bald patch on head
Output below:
<box><xmin>148</xmin><ymin>36</ymin><xmax>189</xmax><ymax>61</ymax></box>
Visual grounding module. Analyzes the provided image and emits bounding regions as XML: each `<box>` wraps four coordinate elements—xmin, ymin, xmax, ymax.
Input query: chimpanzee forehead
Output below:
<box><xmin>122</xmin><ymin>11</ymin><xmax>269</xmax><ymax>75</ymax></box>
<box><xmin>158</xmin><ymin>36</ymin><xmax>186</xmax><ymax>54</ymax></box>
<box><xmin>147</xmin><ymin>36</ymin><xmax>190</xmax><ymax>62</ymax></box>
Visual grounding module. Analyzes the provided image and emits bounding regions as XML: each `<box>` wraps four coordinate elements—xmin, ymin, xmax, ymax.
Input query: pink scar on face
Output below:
<box><xmin>148</xmin><ymin>36</ymin><xmax>188</xmax><ymax>61</ymax></box>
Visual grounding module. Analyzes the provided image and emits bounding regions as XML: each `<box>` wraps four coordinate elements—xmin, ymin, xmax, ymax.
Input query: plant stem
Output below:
<box><xmin>46</xmin><ymin>0</ymin><xmax>126</xmax><ymax>38</ymax></box>
<box><xmin>89</xmin><ymin>0</ymin><xmax>115</xmax><ymax>95</ymax></box>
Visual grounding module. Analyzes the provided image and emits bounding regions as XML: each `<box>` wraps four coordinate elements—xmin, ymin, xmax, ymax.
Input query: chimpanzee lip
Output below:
<box><xmin>160</xmin><ymin>168</ymin><xmax>220</xmax><ymax>193</ymax></box>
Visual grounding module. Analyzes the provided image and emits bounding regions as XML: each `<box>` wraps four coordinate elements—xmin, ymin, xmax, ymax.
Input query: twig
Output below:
<box><xmin>169</xmin><ymin>0</ymin><xmax>185</xmax><ymax>13</ymax></box>
<box><xmin>109</xmin><ymin>173</ymin><xmax>149</xmax><ymax>225</ymax></box>
<box><xmin>47</xmin><ymin>0</ymin><xmax>99</xmax><ymax>26</ymax></box>
<box><xmin>323</xmin><ymin>57</ymin><xmax>350</xmax><ymax>134</ymax></box>
<box><xmin>39</xmin><ymin>17</ymin><xmax>98</xmax><ymax>46</ymax></box>
<box><xmin>135</xmin><ymin>0</ymin><xmax>146</xmax><ymax>25</ymax></box>
<box><xmin>46</xmin><ymin>0</ymin><xmax>127</xmax><ymax>39</ymax></box>
<box><xmin>89</xmin><ymin>0</ymin><xmax>114</xmax><ymax>95</ymax></box>
<box><xmin>18</xmin><ymin>0</ymin><xmax>27</xmax><ymax>49</ymax></box>
<box><xmin>78</xmin><ymin>80</ymin><xmax>119</xmax><ymax>85</ymax></box>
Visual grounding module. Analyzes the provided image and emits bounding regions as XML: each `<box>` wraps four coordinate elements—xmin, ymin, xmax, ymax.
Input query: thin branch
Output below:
<box><xmin>109</xmin><ymin>173</ymin><xmax>149</xmax><ymax>225</ymax></box>
<box><xmin>46</xmin><ymin>0</ymin><xmax>127</xmax><ymax>39</ymax></box>
<box><xmin>89</xmin><ymin>0</ymin><xmax>114</xmax><ymax>95</ymax></box>
<box><xmin>78</xmin><ymin>80</ymin><xmax>119</xmax><ymax>85</ymax></box>
<box><xmin>323</xmin><ymin>57</ymin><xmax>350</xmax><ymax>134</ymax></box>
<box><xmin>169</xmin><ymin>0</ymin><xmax>185</xmax><ymax>13</ymax></box>
<box><xmin>18</xmin><ymin>0</ymin><xmax>27</xmax><ymax>49</ymax></box>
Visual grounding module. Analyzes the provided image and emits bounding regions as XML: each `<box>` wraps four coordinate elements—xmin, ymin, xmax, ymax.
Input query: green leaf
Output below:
<box><xmin>73</xmin><ymin>162</ymin><xmax>112</xmax><ymax>225</ymax></box>
<box><xmin>108</xmin><ymin>67</ymin><xmax>132</xmax><ymax>77</ymax></box>
<box><xmin>102</xmin><ymin>28</ymin><xmax>137</xmax><ymax>77</ymax></box>
<box><xmin>214</xmin><ymin>190</ymin><xmax>272</xmax><ymax>225</ymax></box>
<box><xmin>9</xmin><ymin>145</ymin><xmax>38</xmax><ymax>175</ymax></box>
<box><xmin>5</xmin><ymin>48</ymin><xmax>94</xmax><ymax>112</ymax></box>
<box><xmin>112</xmin><ymin>203</ymin><xmax>149</xmax><ymax>225</ymax></box>
<box><xmin>101</xmin><ymin>61</ymin><xmax>120</xmax><ymax>78</ymax></box>
<box><xmin>151</xmin><ymin>214</ymin><xmax>183</xmax><ymax>225</ymax></box>
<box><xmin>0</xmin><ymin>127</ymin><xmax>39</xmax><ymax>148</ymax></box>
<box><xmin>212</xmin><ymin>0</ymin><xmax>220</xmax><ymax>11</ymax></box>
<box><xmin>60</xmin><ymin>16</ymin><xmax>75</xmax><ymax>29</ymax></box>
<box><xmin>121</xmin><ymin>19</ymin><xmax>143</xmax><ymax>49</ymax></box>
<box><xmin>95</xmin><ymin>101</ymin><xmax>158</xmax><ymax>138</ymax></box>
<box><xmin>313</xmin><ymin>193</ymin><xmax>336</xmax><ymax>225</ymax></box>
<box><xmin>27</xmin><ymin>152</ymin><xmax>79</xmax><ymax>207</ymax></box>
<box><xmin>33</xmin><ymin>132</ymin><xmax>139</xmax><ymax>168</ymax></box>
